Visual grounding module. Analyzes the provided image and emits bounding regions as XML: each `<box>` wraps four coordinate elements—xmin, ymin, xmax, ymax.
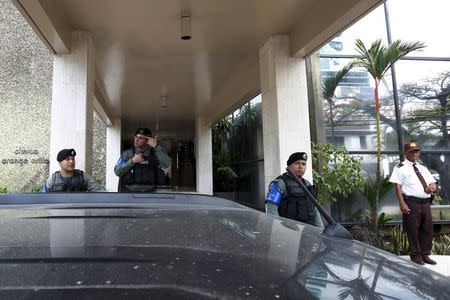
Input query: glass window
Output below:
<box><xmin>395</xmin><ymin>60</ymin><xmax>450</xmax><ymax>150</ymax></box>
<box><xmin>359</xmin><ymin>136</ymin><xmax>367</xmax><ymax>149</ymax></box>
<box><xmin>331</xmin><ymin>154</ymin><xmax>401</xmax><ymax>222</ymax></box>
<box><xmin>213</xmin><ymin>93</ymin><xmax>263</xmax><ymax>209</ymax></box>
<box><xmin>388</xmin><ymin>0</ymin><xmax>450</xmax><ymax>58</ymax></box>
<box><xmin>320</xmin><ymin>57</ymin><xmax>398</xmax><ymax>151</ymax></box>
<box><xmin>318</xmin><ymin>0</ymin><xmax>450</xmax><ymax>213</ymax></box>
<box><xmin>319</xmin><ymin>4</ymin><xmax>387</xmax><ymax>56</ymax></box>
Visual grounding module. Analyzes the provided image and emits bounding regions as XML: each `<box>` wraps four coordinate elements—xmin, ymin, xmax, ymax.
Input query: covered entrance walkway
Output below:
<box><xmin>12</xmin><ymin>0</ymin><xmax>382</xmax><ymax>196</ymax></box>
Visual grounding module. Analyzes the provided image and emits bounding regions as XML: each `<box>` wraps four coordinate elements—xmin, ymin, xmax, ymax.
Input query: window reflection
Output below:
<box><xmin>318</xmin><ymin>0</ymin><xmax>450</xmax><ymax>208</ymax></box>
<box><xmin>319</xmin><ymin>5</ymin><xmax>387</xmax><ymax>56</ymax></box>
<box><xmin>320</xmin><ymin>58</ymin><xmax>398</xmax><ymax>151</ymax></box>
<box><xmin>330</xmin><ymin>154</ymin><xmax>400</xmax><ymax>222</ymax></box>
<box><xmin>296</xmin><ymin>239</ymin><xmax>449</xmax><ymax>299</ymax></box>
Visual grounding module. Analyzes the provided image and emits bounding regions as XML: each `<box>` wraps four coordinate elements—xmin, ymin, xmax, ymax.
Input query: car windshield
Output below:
<box><xmin>1</xmin><ymin>0</ymin><xmax>450</xmax><ymax>298</ymax></box>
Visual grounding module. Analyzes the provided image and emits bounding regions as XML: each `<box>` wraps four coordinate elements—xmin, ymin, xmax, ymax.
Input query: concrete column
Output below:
<box><xmin>106</xmin><ymin>118</ymin><xmax>121</xmax><ymax>192</ymax></box>
<box><xmin>195</xmin><ymin>116</ymin><xmax>213</xmax><ymax>195</ymax></box>
<box><xmin>259</xmin><ymin>35</ymin><xmax>312</xmax><ymax>190</ymax></box>
<box><xmin>50</xmin><ymin>31</ymin><xmax>95</xmax><ymax>174</ymax></box>
<box><xmin>306</xmin><ymin>53</ymin><xmax>326</xmax><ymax>145</ymax></box>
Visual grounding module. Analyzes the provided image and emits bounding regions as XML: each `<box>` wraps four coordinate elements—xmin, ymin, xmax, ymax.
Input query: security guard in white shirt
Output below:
<box><xmin>389</xmin><ymin>141</ymin><xmax>438</xmax><ymax>265</ymax></box>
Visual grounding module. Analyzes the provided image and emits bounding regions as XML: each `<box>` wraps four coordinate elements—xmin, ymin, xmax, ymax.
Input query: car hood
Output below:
<box><xmin>0</xmin><ymin>193</ymin><xmax>448</xmax><ymax>299</ymax></box>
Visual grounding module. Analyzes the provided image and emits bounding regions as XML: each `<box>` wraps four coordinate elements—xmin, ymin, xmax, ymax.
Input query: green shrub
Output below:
<box><xmin>349</xmin><ymin>225</ymin><xmax>385</xmax><ymax>249</ymax></box>
<box><xmin>389</xmin><ymin>225</ymin><xmax>410</xmax><ymax>255</ymax></box>
<box><xmin>360</xmin><ymin>177</ymin><xmax>394</xmax><ymax>230</ymax></box>
<box><xmin>0</xmin><ymin>187</ymin><xmax>7</xmax><ymax>193</ymax></box>
<box><xmin>432</xmin><ymin>234</ymin><xmax>450</xmax><ymax>255</ymax></box>
<box><xmin>30</xmin><ymin>185</ymin><xmax>43</xmax><ymax>193</ymax></box>
<box><xmin>312</xmin><ymin>143</ymin><xmax>364</xmax><ymax>205</ymax></box>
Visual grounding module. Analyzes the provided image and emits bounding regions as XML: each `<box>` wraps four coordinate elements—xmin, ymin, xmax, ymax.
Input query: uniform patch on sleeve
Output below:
<box><xmin>117</xmin><ymin>156</ymin><xmax>126</xmax><ymax>165</ymax></box>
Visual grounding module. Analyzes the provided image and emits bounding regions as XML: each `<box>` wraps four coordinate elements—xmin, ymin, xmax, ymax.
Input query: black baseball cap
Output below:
<box><xmin>135</xmin><ymin>128</ymin><xmax>152</xmax><ymax>137</ymax></box>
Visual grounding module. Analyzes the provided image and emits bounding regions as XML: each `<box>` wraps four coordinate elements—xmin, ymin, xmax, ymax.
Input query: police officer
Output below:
<box><xmin>266</xmin><ymin>152</ymin><xmax>323</xmax><ymax>228</ymax></box>
<box><xmin>389</xmin><ymin>141</ymin><xmax>438</xmax><ymax>265</ymax></box>
<box><xmin>114</xmin><ymin>128</ymin><xmax>171</xmax><ymax>192</ymax></box>
<box><xmin>43</xmin><ymin>148</ymin><xmax>104</xmax><ymax>192</ymax></box>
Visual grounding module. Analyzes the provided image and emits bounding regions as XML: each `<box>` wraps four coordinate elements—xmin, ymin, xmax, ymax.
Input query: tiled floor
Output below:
<box><xmin>400</xmin><ymin>255</ymin><xmax>450</xmax><ymax>276</ymax></box>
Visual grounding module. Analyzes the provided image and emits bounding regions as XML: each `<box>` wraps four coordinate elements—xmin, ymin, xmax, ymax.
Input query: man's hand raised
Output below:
<box><xmin>147</xmin><ymin>136</ymin><xmax>157</xmax><ymax>148</ymax></box>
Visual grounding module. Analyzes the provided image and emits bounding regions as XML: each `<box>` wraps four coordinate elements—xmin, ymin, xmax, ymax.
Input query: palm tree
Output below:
<box><xmin>322</xmin><ymin>62</ymin><xmax>353</xmax><ymax>143</ymax></box>
<box><xmin>354</xmin><ymin>39</ymin><xmax>425</xmax><ymax>227</ymax></box>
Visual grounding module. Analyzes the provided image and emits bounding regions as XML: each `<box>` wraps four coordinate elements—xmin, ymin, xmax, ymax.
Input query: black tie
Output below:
<box><xmin>413</xmin><ymin>163</ymin><xmax>427</xmax><ymax>192</ymax></box>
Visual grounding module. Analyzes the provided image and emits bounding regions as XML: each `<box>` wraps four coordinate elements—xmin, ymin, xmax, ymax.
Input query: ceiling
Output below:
<box><xmin>15</xmin><ymin>0</ymin><xmax>382</xmax><ymax>137</ymax></box>
<box><xmin>60</xmin><ymin>0</ymin><xmax>315</xmax><ymax>120</ymax></box>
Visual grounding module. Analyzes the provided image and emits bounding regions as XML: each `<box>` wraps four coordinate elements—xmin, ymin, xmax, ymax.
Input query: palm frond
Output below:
<box><xmin>322</xmin><ymin>62</ymin><xmax>354</xmax><ymax>100</ymax></box>
<box><xmin>354</xmin><ymin>39</ymin><xmax>425</xmax><ymax>81</ymax></box>
<box><xmin>338</xmin><ymin>277</ymin><xmax>382</xmax><ymax>300</ymax></box>
<box><xmin>378</xmin><ymin>177</ymin><xmax>394</xmax><ymax>201</ymax></box>
<box><xmin>354</xmin><ymin>39</ymin><xmax>383</xmax><ymax>80</ymax></box>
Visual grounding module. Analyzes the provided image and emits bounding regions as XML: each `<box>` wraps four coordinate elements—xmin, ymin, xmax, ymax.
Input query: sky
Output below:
<box><xmin>320</xmin><ymin>0</ymin><xmax>450</xmax><ymax>88</ymax></box>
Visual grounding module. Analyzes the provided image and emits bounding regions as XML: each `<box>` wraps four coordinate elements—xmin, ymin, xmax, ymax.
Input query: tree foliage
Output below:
<box><xmin>312</xmin><ymin>143</ymin><xmax>364</xmax><ymax>205</ymax></box>
<box><xmin>353</xmin><ymin>38</ymin><xmax>425</xmax><ymax>226</ymax></box>
<box><xmin>354</xmin><ymin>39</ymin><xmax>425</xmax><ymax>82</ymax></box>
<box><xmin>322</xmin><ymin>62</ymin><xmax>354</xmax><ymax>101</ymax></box>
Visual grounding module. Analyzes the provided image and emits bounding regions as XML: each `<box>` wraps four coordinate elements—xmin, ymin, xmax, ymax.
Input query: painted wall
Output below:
<box><xmin>0</xmin><ymin>0</ymin><xmax>52</xmax><ymax>192</ymax></box>
<box><xmin>0</xmin><ymin>0</ymin><xmax>106</xmax><ymax>192</ymax></box>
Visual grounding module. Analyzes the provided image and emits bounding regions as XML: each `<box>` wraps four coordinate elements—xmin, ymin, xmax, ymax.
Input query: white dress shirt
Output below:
<box><xmin>389</xmin><ymin>159</ymin><xmax>436</xmax><ymax>198</ymax></box>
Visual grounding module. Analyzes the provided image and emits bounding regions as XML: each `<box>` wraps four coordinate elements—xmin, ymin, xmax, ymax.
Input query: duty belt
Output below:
<box><xmin>402</xmin><ymin>194</ymin><xmax>431</xmax><ymax>203</ymax></box>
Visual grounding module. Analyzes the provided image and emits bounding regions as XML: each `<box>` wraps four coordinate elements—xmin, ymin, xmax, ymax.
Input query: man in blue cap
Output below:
<box><xmin>43</xmin><ymin>148</ymin><xmax>104</xmax><ymax>192</ymax></box>
<box><xmin>114</xmin><ymin>127</ymin><xmax>172</xmax><ymax>192</ymax></box>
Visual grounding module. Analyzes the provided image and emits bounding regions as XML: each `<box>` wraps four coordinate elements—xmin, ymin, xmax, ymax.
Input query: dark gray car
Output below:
<box><xmin>0</xmin><ymin>193</ymin><xmax>448</xmax><ymax>299</ymax></box>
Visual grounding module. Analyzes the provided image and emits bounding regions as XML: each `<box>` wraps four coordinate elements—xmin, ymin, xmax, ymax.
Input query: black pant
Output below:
<box><xmin>403</xmin><ymin>199</ymin><xmax>433</xmax><ymax>257</ymax></box>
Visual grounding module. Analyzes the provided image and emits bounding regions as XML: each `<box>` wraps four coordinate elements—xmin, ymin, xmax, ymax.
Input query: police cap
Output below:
<box><xmin>287</xmin><ymin>152</ymin><xmax>308</xmax><ymax>166</ymax></box>
<box><xmin>135</xmin><ymin>127</ymin><xmax>152</xmax><ymax>137</ymax></box>
<box><xmin>57</xmin><ymin>149</ymin><xmax>76</xmax><ymax>162</ymax></box>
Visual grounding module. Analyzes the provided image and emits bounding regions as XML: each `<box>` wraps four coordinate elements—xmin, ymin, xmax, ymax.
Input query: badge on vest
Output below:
<box><xmin>52</xmin><ymin>184</ymin><xmax>64</xmax><ymax>192</ymax></box>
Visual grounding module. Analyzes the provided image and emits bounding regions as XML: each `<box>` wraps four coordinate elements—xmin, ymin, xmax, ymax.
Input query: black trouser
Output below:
<box><xmin>402</xmin><ymin>196</ymin><xmax>433</xmax><ymax>257</ymax></box>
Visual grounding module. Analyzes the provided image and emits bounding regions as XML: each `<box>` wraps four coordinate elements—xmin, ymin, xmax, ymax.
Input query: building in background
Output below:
<box><xmin>318</xmin><ymin>0</ymin><xmax>450</xmax><ymax>219</ymax></box>
<box><xmin>1</xmin><ymin>0</ymin><xmax>448</xmax><ymax>222</ymax></box>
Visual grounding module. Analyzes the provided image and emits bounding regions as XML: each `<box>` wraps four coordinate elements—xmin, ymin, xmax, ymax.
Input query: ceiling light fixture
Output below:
<box><xmin>160</xmin><ymin>85</ymin><xmax>168</xmax><ymax>108</ymax></box>
<box><xmin>160</xmin><ymin>95</ymin><xmax>167</xmax><ymax>108</ymax></box>
<box><xmin>180</xmin><ymin>12</ymin><xmax>191</xmax><ymax>40</ymax></box>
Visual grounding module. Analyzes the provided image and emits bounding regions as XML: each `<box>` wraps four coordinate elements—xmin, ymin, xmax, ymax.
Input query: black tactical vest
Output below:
<box><xmin>122</xmin><ymin>148</ymin><xmax>167</xmax><ymax>186</ymax></box>
<box><xmin>277</xmin><ymin>173</ymin><xmax>316</xmax><ymax>225</ymax></box>
<box><xmin>50</xmin><ymin>170</ymin><xmax>86</xmax><ymax>192</ymax></box>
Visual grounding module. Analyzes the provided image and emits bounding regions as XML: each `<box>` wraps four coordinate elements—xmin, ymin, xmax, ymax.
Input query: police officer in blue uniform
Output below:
<box><xmin>43</xmin><ymin>148</ymin><xmax>104</xmax><ymax>192</ymax></box>
<box><xmin>114</xmin><ymin>128</ymin><xmax>172</xmax><ymax>192</ymax></box>
<box><xmin>266</xmin><ymin>152</ymin><xmax>323</xmax><ymax>228</ymax></box>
